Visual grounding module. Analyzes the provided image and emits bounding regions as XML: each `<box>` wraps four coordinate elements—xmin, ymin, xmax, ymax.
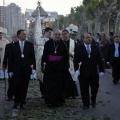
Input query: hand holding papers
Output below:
<box><xmin>73</xmin><ymin>62</ymin><xmax>82</xmax><ymax>81</ymax></box>
<box><xmin>73</xmin><ymin>70</ymin><xmax>80</xmax><ymax>81</ymax></box>
<box><xmin>99</xmin><ymin>72</ymin><xmax>105</xmax><ymax>77</ymax></box>
<box><xmin>9</xmin><ymin>72</ymin><xmax>13</xmax><ymax>78</ymax></box>
<box><xmin>41</xmin><ymin>62</ymin><xmax>46</xmax><ymax>73</ymax></box>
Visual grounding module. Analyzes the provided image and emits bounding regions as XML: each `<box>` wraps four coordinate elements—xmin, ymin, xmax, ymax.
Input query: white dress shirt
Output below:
<box><xmin>19</xmin><ymin>40</ymin><xmax>25</xmax><ymax>54</ymax></box>
<box><xmin>114</xmin><ymin>43</ymin><xmax>119</xmax><ymax>57</ymax></box>
<box><xmin>84</xmin><ymin>44</ymin><xmax>91</xmax><ymax>52</ymax></box>
<box><xmin>84</xmin><ymin>44</ymin><xmax>91</xmax><ymax>58</ymax></box>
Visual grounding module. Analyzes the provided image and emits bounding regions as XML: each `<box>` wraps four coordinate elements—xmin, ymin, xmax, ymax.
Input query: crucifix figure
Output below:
<box><xmin>37</xmin><ymin>1</ymin><xmax>41</xmax><ymax>7</ymax></box>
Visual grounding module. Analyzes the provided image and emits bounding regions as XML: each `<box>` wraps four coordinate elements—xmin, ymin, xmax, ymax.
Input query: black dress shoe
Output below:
<box><xmin>6</xmin><ymin>98</ymin><xmax>12</xmax><ymax>101</ymax></box>
<box><xmin>113</xmin><ymin>80</ymin><xmax>119</xmax><ymax>84</ymax></box>
<box><xmin>46</xmin><ymin>104</ymin><xmax>54</xmax><ymax>108</ymax></box>
<box><xmin>20</xmin><ymin>104</ymin><xmax>25</xmax><ymax>110</ymax></box>
<box><xmin>92</xmin><ymin>104</ymin><xmax>96</xmax><ymax>108</ymax></box>
<box><xmin>12</xmin><ymin>103</ymin><xmax>19</xmax><ymax>109</ymax></box>
<box><xmin>82</xmin><ymin>105</ymin><xmax>89</xmax><ymax>109</ymax></box>
<box><xmin>116</xmin><ymin>81</ymin><xmax>119</xmax><ymax>84</ymax></box>
<box><xmin>41</xmin><ymin>96</ymin><xmax>44</xmax><ymax>99</ymax></box>
<box><xmin>72</xmin><ymin>96</ymin><xmax>76</xmax><ymax>99</ymax></box>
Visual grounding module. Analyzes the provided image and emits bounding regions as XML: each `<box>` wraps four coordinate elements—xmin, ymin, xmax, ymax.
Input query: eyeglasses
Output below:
<box><xmin>48</xmin><ymin>31</ymin><xmax>52</xmax><ymax>34</ymax></box>
<box><xmin>86</xmin><ymin>37</ymin><xmax>92</xmax><ymax>39</ymax></box>
<box><xmin>54</xmin><ymin>33</ymin><xmax>61</xmax><ymax>36</ymax></box>
<box><xmin>62</xmin><ymin>33</ymin><xmax>67</xmax><ymax>35</ymax></box>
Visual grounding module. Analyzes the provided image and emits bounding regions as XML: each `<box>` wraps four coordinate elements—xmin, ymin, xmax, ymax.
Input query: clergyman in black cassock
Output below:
<box><xmin>74</xmin><ymin>33</ymin><xmax>104</xmax><ymax>109</ymax></box>
<box><xmin>62</xmin><ymin>29</ymin><xmax>78</xmax><ymax>98</ymax></box>
<box><xmin>9</xmin><ymin>30</ymin><xmax>36</xmax><ymax>109</ymax></box>
<box><xmin>39</xmin><ymin>27</ymin><xmax>53</xmax><ymax>98</ymax></box>
<box><xmin>41</xmin><ymin>30</ymin><xmax>69</xmax><ymax>107</ymax></box>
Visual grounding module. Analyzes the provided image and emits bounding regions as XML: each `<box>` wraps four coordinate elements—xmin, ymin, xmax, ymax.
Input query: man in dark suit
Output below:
<box><xmin>74</xmin><ymin>34</ymin><xmax>82</xmax><ymax>52</ymax></box>
<box><xmin>74</xmin><ymin>33</ymin><xmax>104</xmax><ymax>109</ymax></box>
<box><xmin>3</xmin><ymin>34</ymin><xmax>18</xmax><ymax>101</ymax></box>
<box><xmin>9</xmin><ymin>29</ymin><xmax>36</xmax><ymax>109</ymax></box>
<box><xmin>109</xmin><ymin>32</ymin><xmax>114</xmax><ymax>44</ymax></box>
<box><xmin>107</xmin><ymin>36</ymin><xmax>120</xmax><ymax>84</ymax></box>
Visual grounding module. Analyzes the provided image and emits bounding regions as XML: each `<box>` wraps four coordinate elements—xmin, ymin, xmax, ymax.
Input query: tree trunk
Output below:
<box><xmin>88</xmin><ymin>21</ymin><xmax>93</xmax><ymax>33</ymax></box>
<box><xmin>103</xmin><ymin>19</ymin><xmax>110</xmax><ymax>35</ymax></box>
<box><xmin>95</xmin><ymin>18</ymin><xmax>101</xmax><ymax>39</ymax></box>
<box><xmin>115</xmin><ymin>12</ymin><xmax>120</xmax><ymax>36</ymax></box>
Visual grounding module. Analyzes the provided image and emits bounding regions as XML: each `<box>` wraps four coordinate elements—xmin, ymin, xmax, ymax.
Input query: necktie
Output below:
<box><xmin>115</xmin><ymin>43</ymin><xmax>119</xmax><ymax>57</ymax></box>
<box><xmin>20</xmin><ymin>41</ymin><xmax>24</xmax><ymax>54</ymax></box>
<box><xmin>86</xmin><ymin>45</ymin><xmax>90</xmax><ymax>55</ymax></box>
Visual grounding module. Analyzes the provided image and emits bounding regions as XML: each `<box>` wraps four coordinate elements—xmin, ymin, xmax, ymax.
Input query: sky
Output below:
<box><xmin>0</xmin><ymin>0</ymin><xmax>83</xmax><ymax>15</ymax></box>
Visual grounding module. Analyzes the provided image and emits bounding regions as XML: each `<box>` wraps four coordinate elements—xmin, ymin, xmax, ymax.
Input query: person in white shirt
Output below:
<box><xmin>107</xmin><ymin>36</ymin><xmax>120</xmax><ymax>84</ymax></box>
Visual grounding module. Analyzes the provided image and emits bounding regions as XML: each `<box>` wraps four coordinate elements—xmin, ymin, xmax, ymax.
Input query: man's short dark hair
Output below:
<box><xmin>114</xmin><ymin>35</ymin><xmax>119</xmax><ymax>39</ymax></box>
<box><xmin>109</xmin><ymin>32</ymin><xmax>114</xmax><ymax>36</ymax></box>
<box><xmin>17</xmin><ymin>29</ymin><xmax>25</xmax><ymax>37</ymax></box>
<box><xmin>44</xmin><ymin>27</ymin><xmax>53</xmax><ymax>32</ymax></box>
<box><xmin>62</xmin><ymin>29</ymin><xmax>69</xmax><ymax>33</ymax></box>
<box><xmin>88</xmin><ymin>32</ymin><xmax>92</xmax><ymax>35</ymax></box>
<box><xmin>0</xmin><ymin>32</ymin><xmax>3</xmax><ymax>34</ymax></box>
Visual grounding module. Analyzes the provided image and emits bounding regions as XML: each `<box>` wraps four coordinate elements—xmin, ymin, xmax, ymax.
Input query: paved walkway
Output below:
<box><xmin>0</xmin><ymin>69</ymin><xmax>120</xmax><ymax>120</ymax></box>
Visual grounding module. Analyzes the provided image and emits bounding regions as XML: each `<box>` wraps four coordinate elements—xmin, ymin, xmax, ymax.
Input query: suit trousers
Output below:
<box><xmin>13</xmin><ymin>72</ymin><xmax>30</xmax><ymax>104</ymax></box>
<box><xmin>7</xmin><ymin>76</ymin><xmax>14</xmax><ymax>99</ymax></box>
<box><xmin>39</xmin><ymin>80</ymin><xmax>44</xmax><ymax>96</ymax></box>
<box><xmin>79</xmin><ymin>76</ymin><xmax>99</xmax><ymax>106</ymax></box>
<box><xmin>112</xmin><ymin>57</ymin><xmax>120</xmax><ymax>81</ymax></box>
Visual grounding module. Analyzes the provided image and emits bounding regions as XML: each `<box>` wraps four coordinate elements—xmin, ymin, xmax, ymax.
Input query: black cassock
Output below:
<box><xmin>42</xmin><ymin>39</ymin><xmax>69</xmax><ymax>105</ymax></box>
<box><xmin>64</xmin><ymin>40</ymin><xmax>78</xmax><ymax>98</ymax></box>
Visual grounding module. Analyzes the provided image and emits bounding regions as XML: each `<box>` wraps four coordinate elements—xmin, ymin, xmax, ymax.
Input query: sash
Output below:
<box><xmin>48</xmin><ymin>55</ymin><xmax>63</xmax><ymax>62</ymax></box>
<box><xmin>69</xmin><ymin>39</ymin><xmax>75</xmax><ymax>76</ymax></box>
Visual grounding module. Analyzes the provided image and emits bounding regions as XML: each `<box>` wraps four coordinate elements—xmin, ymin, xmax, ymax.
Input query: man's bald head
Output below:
<box><xmin>53</xmin><ymin>29</ymin><xmax>61</xmax><ymax>41</ymax></box>
<box><xmin>83</xmin><ymin>33</ymin><xmax>92</xmax><ymax>45</ymax></box>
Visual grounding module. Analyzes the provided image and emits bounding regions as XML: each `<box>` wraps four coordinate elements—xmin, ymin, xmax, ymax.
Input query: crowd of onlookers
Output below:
<box><xmin>76</xmin><ymin>32</ymin><xmax>117</xmax><ymax>69</ymax></box>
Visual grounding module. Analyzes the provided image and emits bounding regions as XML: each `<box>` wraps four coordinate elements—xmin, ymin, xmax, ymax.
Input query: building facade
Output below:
<box><xmin>5</xmin><ymin>3</ymin><xmax>25</xmax><ymax>35</ymax></box>
<box><xmin>0</xmin><ymin>6</ymin><xmax>4</xmax><ymax>27</ymax></box>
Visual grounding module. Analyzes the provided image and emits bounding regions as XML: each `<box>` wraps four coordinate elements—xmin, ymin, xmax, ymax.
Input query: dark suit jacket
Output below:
<box><xmin>9</xmin><ymin>41</ymin><xmax>36</xmax><ymax>76</ymax></box>
<box><xmin>3</xmin><ymin>42</ymin><xmax>13</xmax><ymax>72</ymax></box>
<box><xmin>74</xmin><ymin>40</ymin><xmax>82</xmax><ymax>52</ymax></box>
<box><xmin>107</xmin><ymin>43</ymin><xmax>120</xmax><ymax>65</ymax></box>
<box><xmin>74</xmin><ymin>44</ymin><xmax>104</xmax><ymax>79</ymax></box>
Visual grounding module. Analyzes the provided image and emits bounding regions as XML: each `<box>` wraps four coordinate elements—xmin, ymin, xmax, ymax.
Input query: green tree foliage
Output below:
<box><xmin>85</xmin><ymin>0</ymin><xmax>114</xmax><ymax>19</ymax></box>
<box><xmin>51</xmin><ymin>0</ymin><xmax>117</xmax><ymax>30</ymax></box>
<box><xmin>83</xmin><ymin>0</ymin><xmax>91</xmax><ymax>6</ymax></box>
<box><xmin>54</xmin><ymin>5</ymin><xmax>85</xmax><ymax>29</ymax></box>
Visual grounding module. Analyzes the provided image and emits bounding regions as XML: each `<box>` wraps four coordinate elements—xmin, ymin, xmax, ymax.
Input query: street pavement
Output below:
<box><xmin>0</xmin><ymin>69</ymin><xmax>120</xmax><ymax>120</ymax></box>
